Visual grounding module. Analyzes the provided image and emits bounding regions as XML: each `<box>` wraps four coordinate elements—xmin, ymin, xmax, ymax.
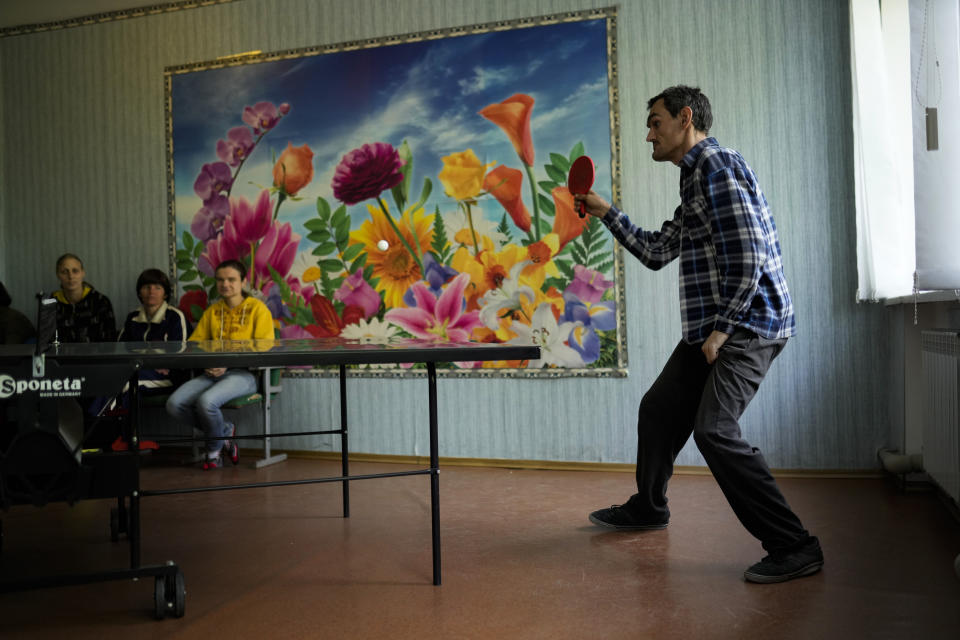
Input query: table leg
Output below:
<box><xmin>428</xmin><ymin>362</ymin><xmax>441</xmax><ymax>585</ymax></box>
<box><xmin>340</xmin><ymin>364</ymin><xmax>350</xmax><ymax>518</ymax></box>
<box><xmin>130</xmin><ymin>372</ymin><xmax>141</xmax><ymax>569</ymax></box>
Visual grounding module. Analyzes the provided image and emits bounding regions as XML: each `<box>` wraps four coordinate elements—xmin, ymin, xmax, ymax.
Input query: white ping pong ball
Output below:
<box><xmin>377</xmin><ymin>240</ymin><xmax>389</xmax><ymax>251</ymax></box>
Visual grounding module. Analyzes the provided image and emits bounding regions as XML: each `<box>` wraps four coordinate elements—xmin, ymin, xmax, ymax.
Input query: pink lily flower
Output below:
<box><xmin>385</xmin><ymin>273</ymin><xmax>481</xmax><ymax>343</ymax></box>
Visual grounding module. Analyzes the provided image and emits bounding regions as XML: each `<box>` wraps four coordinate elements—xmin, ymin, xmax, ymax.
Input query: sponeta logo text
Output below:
<box><xmin>0</xmin><ymin>374</ymin><xmax>14</xmax><ymax>398</ymax></box>
<box><xmin>0</xmin><ymin>374</ymin><xmax>83</xmax><ymax>399</ymax></box>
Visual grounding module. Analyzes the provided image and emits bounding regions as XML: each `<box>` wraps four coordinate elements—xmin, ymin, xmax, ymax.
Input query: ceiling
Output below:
<box><xmin>0</xmin><ymin>0</ymin><xmax>186</xmax><ymax>29</ymax></box>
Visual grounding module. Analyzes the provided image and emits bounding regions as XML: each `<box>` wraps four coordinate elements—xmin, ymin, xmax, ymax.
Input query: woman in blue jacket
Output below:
<box><xmin>118</xmin><ymin>268</ymin><xmax>192</xmax><ymax>395</ymax></box>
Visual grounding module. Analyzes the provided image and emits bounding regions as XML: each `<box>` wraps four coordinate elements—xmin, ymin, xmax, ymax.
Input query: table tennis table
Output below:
<box><xmin>0</xmin><ymin>337</ymin><xmax>539</xmax><ymax>617</ymax></box>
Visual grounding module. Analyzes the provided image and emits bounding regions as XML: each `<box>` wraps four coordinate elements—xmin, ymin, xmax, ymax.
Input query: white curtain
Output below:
<box><xmin>850</xmin><ymin>0</ymin><xmax>915</xmax><ymax>301</ymax></box>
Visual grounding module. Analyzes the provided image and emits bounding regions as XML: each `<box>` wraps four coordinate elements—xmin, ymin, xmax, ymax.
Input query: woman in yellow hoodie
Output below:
<box><xmin>165</xmin><ymin>259</ymin><xmax>274</xmax><ymax>470</ymax></box>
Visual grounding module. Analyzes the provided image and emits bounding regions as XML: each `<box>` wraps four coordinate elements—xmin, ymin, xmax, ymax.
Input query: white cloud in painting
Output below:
<box><xmin>457</xmin><ymin>65</ymin><xmax>517</xmax><ymax>95</ymax></box>
<box><xmin>531</xmin><ymin>77</ymin><xmax>607</xmax><ymax>131</ymax></box>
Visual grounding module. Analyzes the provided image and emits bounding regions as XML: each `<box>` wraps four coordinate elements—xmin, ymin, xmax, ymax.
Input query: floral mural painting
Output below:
<box><xmin>165</xmin><ymin>8</ymin><xmax>624</xmax><ymax>376</ymax></box>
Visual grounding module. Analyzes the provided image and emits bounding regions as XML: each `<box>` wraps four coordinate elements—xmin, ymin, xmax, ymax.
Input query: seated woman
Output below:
<box><xmin>53</xmin><ymin>254</ymin><xmax>118</xmax><ymax>435</ymax></box>
<box><xmin>101</xmin><ymin>267</ymin><xmax>194</xmax><ymax>428</ymax></box>
<box><xmin>118</xmin><ymin>268</ymin><xmax>192</xmax><ymax>396</ymax></box>
<box><xmin>0</xmin><ymin>280</ymin><xmax>36</xmax><ymax>344</ymax></box>
<box><xmin>53</xmin><ymin>253</ymin><xmax>116</xmax><ymax>342</ymax></box>
<box><xmin>0</xmin><ymin>281</ymin><xmax>36</xmax><ymax>437</ymax></box>
<box><xmin>165</xmin><ymin>259</ymin><xmax>274</xmax><ymax>470</ymax></box>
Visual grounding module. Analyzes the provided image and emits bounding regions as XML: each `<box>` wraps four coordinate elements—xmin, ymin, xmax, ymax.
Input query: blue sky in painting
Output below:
<box><xmin>171</xmin><ymin>18</ymin><xmax>612</xmax><ymax>253</ymax></box>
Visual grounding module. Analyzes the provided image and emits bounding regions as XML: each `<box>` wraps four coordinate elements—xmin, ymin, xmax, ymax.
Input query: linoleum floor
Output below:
<box><xmin>1</xmin><ymin>458</ymin><xmax>958</xmax><ymax>639</ymax></box>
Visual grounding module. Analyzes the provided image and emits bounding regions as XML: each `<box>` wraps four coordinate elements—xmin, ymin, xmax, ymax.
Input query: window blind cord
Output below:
<box><xmin>913</xmin><ymin>0</ymin><xmax>941</xmax><ymax>109</ymax></box>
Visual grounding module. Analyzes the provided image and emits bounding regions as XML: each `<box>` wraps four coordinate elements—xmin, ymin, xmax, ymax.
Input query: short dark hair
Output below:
<box><xmin>136</xmin><ymin>268</ymin><xmax>172</xmax><ymax>302</ymax></box>
<box><xmin>55</xmin><ymin>253</ymin><xmax>83</xmax><ymax>272</ymax></box>
<box><xmin>215</xmin><ymin>259</ymin><xmax>248</xmax><ymax>281</ymax></box>
<box><xmin>648</xmin><ymin>85</ymin><xmax>713</xmax><ymax>134</ymax></box>
<box><xmin>0</xmin><ymin>280</ymin><xmax>11</xmax><ymax>307</ymax></box>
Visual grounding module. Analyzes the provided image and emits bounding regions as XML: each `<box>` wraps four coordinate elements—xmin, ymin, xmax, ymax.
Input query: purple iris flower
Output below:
<box><xmin>560</xmin><ymin>291</ymin><xmax>616</xmax><ymax>365</ymax></box>
<box><xmin>193</xmin><ymin>162</ymin><xmax>233</xmax><ymax>201</ymax></box>
<box><xmin>403</xmin><ymin>254</ymin><xmax>459</xmax><ymax>307</ymax></box>
<box><xmin>264</xmin><ymin>285</ymin><xmax>291</xmax><ymax>320</ymax></box>
<box><xmin>216</xmin><ymin>126</ymin><xmax>255</xmax><ymax>167</ymax></box>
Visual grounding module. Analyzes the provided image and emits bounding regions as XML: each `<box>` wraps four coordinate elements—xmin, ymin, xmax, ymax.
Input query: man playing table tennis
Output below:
<box><xmin>573</xmin><ymin>85</ymin><xmax>822</xmax><ymax>584</ymax></box>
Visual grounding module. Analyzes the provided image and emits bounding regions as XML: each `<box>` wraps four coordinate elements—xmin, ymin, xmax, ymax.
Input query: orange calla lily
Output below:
<box><xmin>483</xmin><ymin>165</ymin><xmax>531</xmax><ymax>232</ymax></box>
<box><xmin>551</xmin><ymin>186</ymin><xmax>589</xmax><ymax>250</ymax></box>
<box><xmin>479</xmin><ymin>94</ymin><xmax>535</xmax><ymax>166</ymax></box>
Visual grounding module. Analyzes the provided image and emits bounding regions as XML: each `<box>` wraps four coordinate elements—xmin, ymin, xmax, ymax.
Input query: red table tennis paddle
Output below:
<box><xmin>567</xmin><ymin>155</ymin><xmax>595</xmax><ymax>218</ymax></box>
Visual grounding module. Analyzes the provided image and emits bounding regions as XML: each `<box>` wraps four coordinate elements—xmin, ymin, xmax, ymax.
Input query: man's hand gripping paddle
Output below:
<box><xmin>567</xmin><ymin>155</ymin><xmax>595</xmax><ymax>218</ymax></box>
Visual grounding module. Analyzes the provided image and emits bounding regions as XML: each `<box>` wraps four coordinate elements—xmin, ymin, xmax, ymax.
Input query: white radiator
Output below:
<box><xmin>921</xmin><ymin>330</ymin><xmax>960</xmax><ymax>504</ymax></box>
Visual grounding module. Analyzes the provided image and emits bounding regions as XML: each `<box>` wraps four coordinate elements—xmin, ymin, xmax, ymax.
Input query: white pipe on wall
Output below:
<box><xmin>877</xmin><ymin>447</ymin><xmax>924</xmax><ymax>473</ymax></box>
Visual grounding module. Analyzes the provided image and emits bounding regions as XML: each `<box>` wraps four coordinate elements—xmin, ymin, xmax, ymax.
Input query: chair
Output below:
<box><xmin>222</xmin><ymin>367</ymin><xmax>286</xmax><ymax>468</ymax></box>
<box><xmin>138</xmin><ymin>367</ymin><xmax>285</xmax><ymax>468</ymax></box>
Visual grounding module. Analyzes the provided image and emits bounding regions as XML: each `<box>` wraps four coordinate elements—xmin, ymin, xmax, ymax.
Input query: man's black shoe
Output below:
<box><xmin>588</xmin><ymin>505</ymin><xmax>668</xmax><ymax>530</ymax></box>
<box><xmin>744</xmin><ymin>536</ymin><xmax>824</xmax><ymax>584</ymax></box>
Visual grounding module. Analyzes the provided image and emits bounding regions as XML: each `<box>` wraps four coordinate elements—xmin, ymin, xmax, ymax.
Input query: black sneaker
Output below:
<box><xmin>744</xmin><ymin>536</ymin><xmax>824</xmax><ymax>584</ymax></box>
<box><xmin>588</xmin><ymin>505</ymin><xmax>668</xmax><ymax>530</ymax></box>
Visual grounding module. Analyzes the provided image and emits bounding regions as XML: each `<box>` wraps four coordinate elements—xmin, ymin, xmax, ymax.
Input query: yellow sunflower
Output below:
<box><xmin>350</xmin><ymin>203</ymin><xmax>434</xmax><ymax>309</ymax></box>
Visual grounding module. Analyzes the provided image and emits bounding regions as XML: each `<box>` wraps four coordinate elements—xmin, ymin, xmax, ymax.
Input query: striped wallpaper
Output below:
<box><xmin>0</xmin><ymin>0</ymin><xmax>893</xmax><ymax>470</ymax></box>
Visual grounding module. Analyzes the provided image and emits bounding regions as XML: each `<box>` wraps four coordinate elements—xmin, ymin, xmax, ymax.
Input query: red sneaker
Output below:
<box><xmin>222</xmin><ymin>423</ymin><xmax>239</xmax><ymax>465</ymax></box>
<box><xmin>202</xmin><ymin>452</ymin><xmax>224</xmax><ymax>470</ymax></box>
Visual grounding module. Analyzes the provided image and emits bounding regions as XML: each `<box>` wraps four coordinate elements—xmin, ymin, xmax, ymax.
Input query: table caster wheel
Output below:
<box><xmin>169</xmin><ymin>570</ymin><xmax>186</xmax><ymax>618</ymax></box>
<box><xmin>154</xmin><ymin>576</ymin><xmax>167</xmax><ymax>619</ymax></box>
<box><xmin>153</xmin><ymin>571</ymin><xmax>186</xmax><ymax>619</ymax></box>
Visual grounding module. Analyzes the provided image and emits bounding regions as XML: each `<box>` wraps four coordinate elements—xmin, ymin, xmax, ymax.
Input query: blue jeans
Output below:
<box><xmin>165</xmin><ymin>369</ymin><xmax>256</xmax><ymax>453</ymax></box>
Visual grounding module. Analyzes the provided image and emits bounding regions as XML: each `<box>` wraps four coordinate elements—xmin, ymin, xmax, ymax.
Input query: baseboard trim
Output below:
<box><xmin>276</xmin><ymin>450</ymin><xmax>882</xmax><ymax>479</ymax></box>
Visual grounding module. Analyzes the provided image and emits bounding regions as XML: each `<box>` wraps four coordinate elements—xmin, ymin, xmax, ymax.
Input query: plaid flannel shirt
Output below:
<box><xmin>602</xmin><ymin>137</ymin><xmax>796</xmax><ymax>343</ymax></box>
